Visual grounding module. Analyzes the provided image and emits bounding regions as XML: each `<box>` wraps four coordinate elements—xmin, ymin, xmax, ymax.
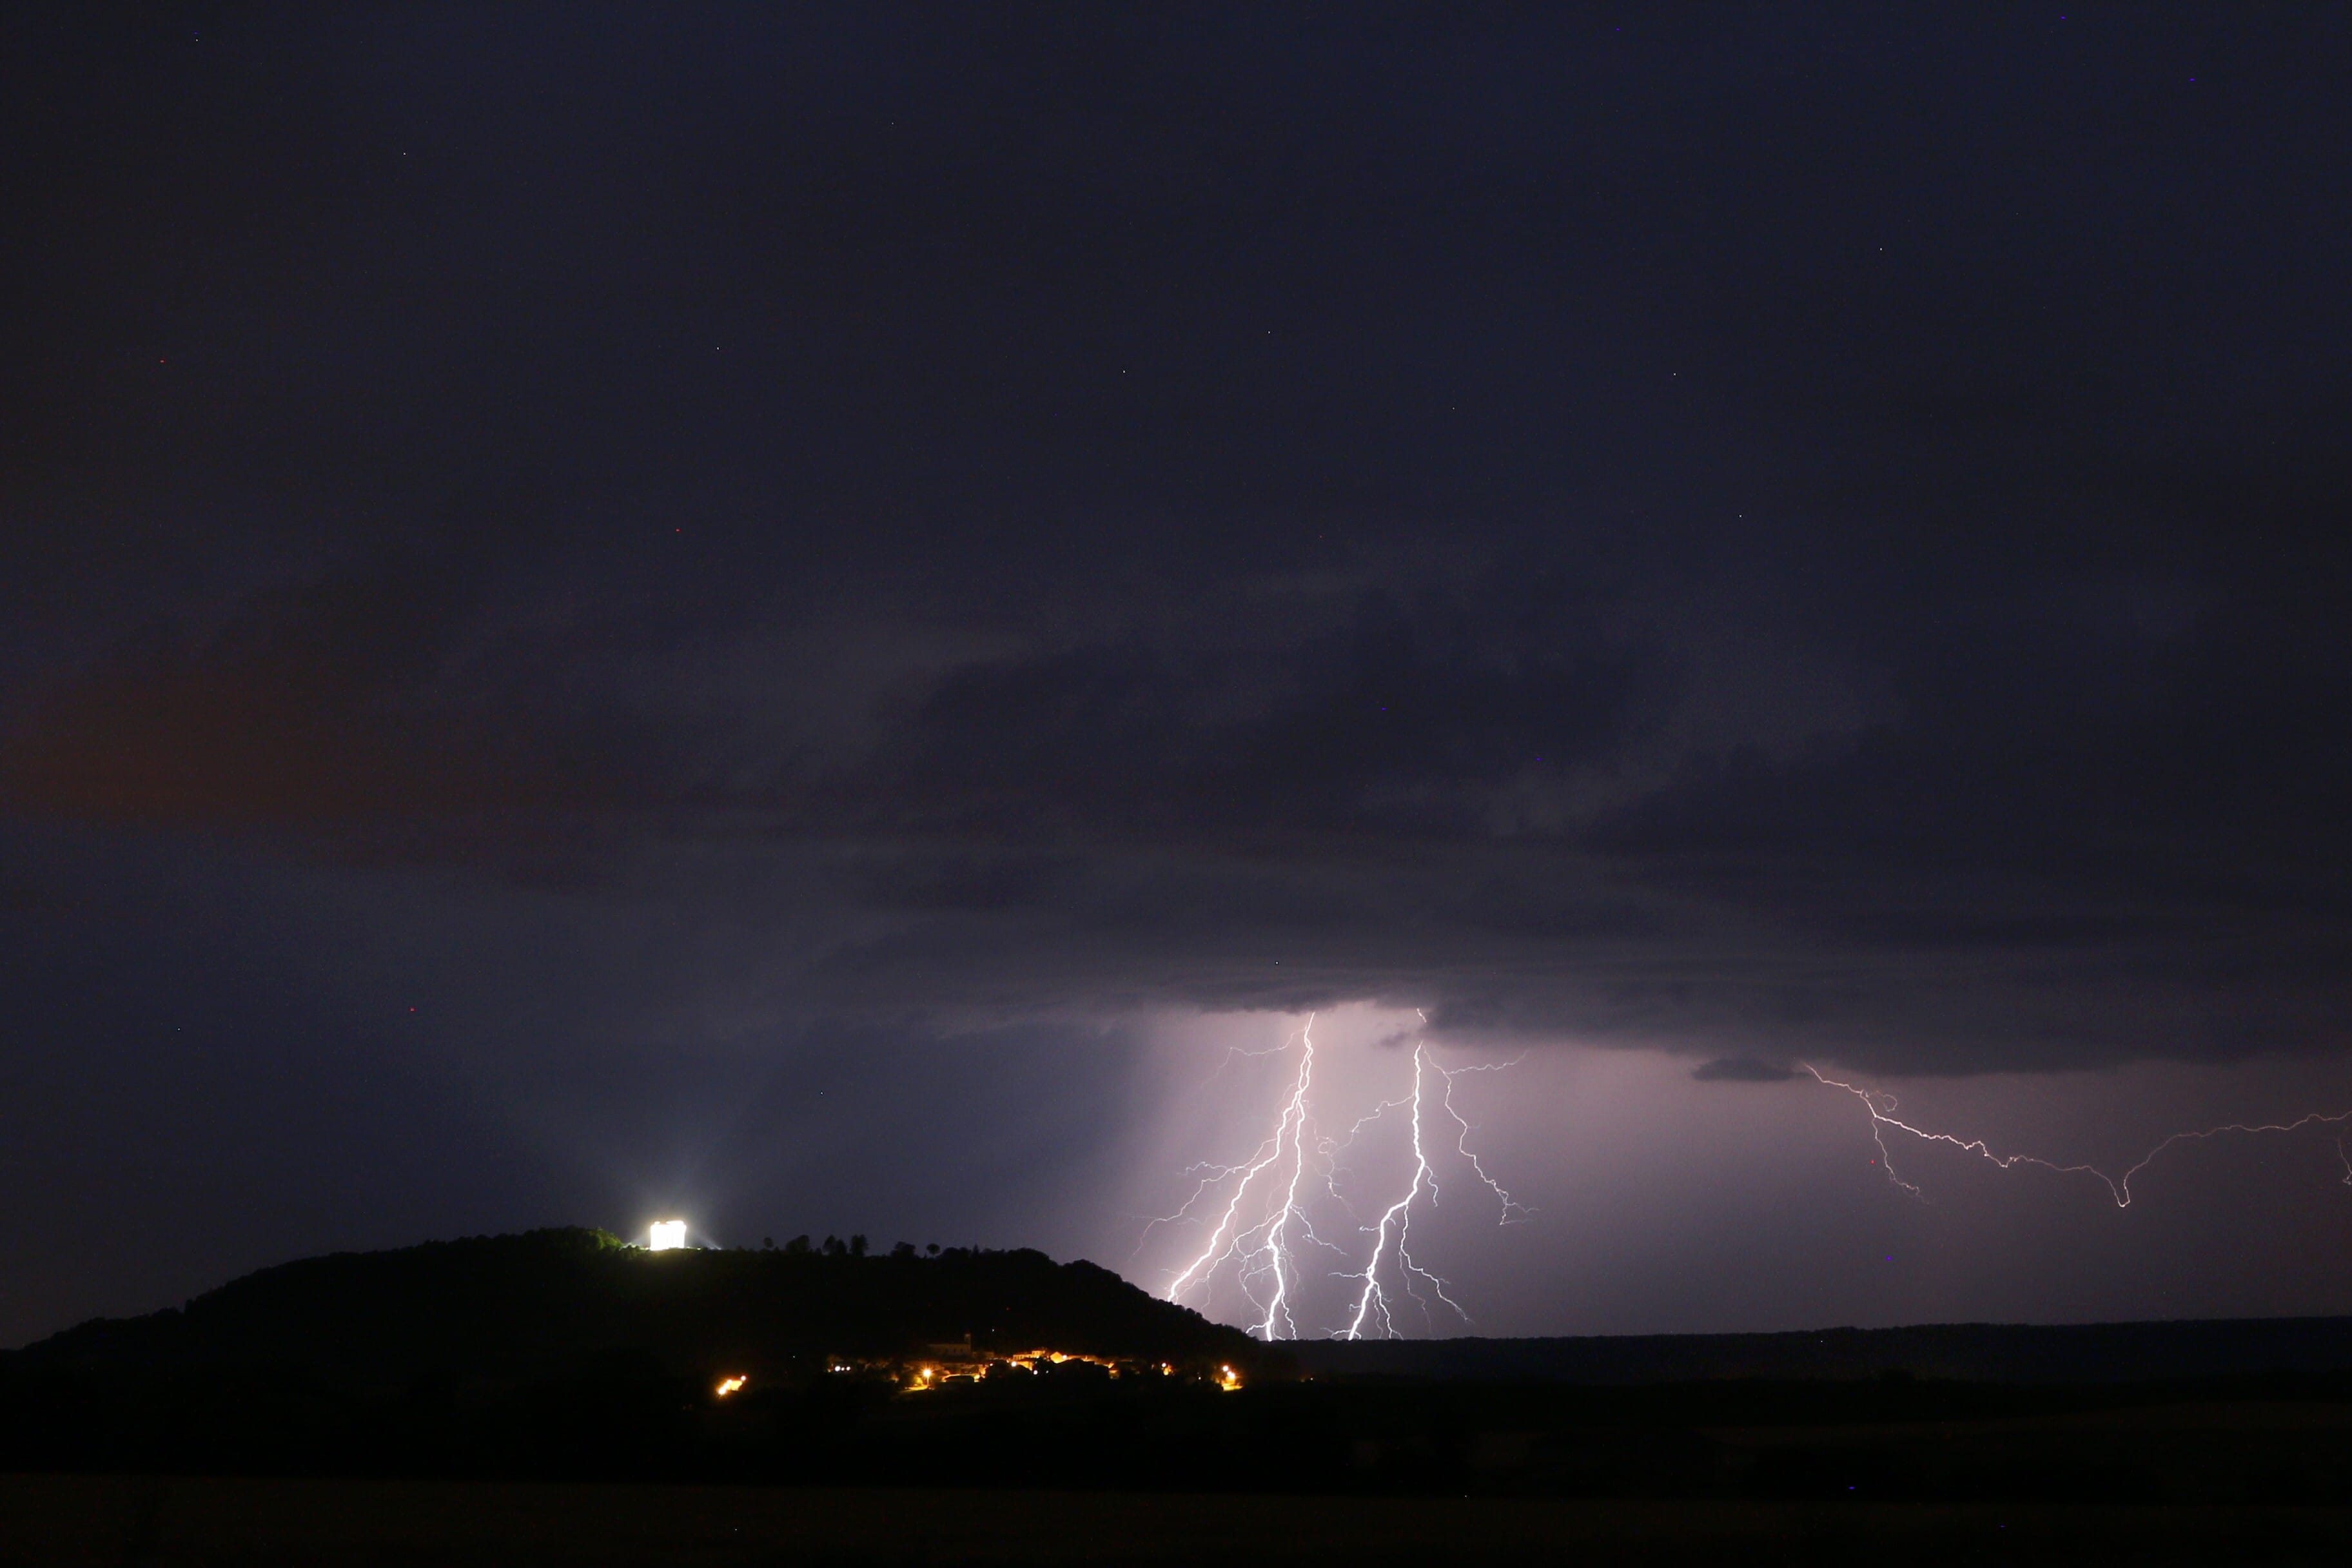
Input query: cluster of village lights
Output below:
<box><xmin>712</xmin><ymin>1358</ymin><xmax>1238</xmax><ymax>1396</ymax></box>
<box><xmin>652</xmin><ymin>1219</ymin><xmax>1246</xmax><ymax>1396</ymax></box>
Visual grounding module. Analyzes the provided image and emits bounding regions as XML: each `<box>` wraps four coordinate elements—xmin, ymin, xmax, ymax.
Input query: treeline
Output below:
<box><xmin>752</xmin><ymin>1234</ymin><xmax>997</xmax><ymax>1259</ymax></box>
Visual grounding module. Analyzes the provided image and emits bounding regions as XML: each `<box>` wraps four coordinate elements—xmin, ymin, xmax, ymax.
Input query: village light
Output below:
<box><xmin>649</xmin><ymin>1219</ymin><xmax>689</xmax><ymax>1251</ymax></box>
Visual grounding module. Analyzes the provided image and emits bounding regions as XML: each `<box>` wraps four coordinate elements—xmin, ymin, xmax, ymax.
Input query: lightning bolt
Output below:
<box><xmin>1339</xmin><ymin>1043</ymin><xmax>1449</xmax><ymax>1338</ymax></box>
<box><xmin>1436</xmin><ymin>1053</ymin><xmax>1533</xmax><ymax>1226</ymax></box>
<box><xmin>1808</xmin><ymin>1064</ymin><xmax>2352</xmax><ymax>1206</ymax></box>
<box><xmin>1162</xmin><ymin>1014</ymin><xmax>1322</xmax><ymax>1338</ymax></box>
<box><xmin>1252</xmin><ymin>1013</ymin><xmax>1319</xmax><ymax>1340</ymax></box>
<box><xmin>1157</xmin><ymin>1010</ymin><xmax>1525</xmax><ymax>1340</ymax></box>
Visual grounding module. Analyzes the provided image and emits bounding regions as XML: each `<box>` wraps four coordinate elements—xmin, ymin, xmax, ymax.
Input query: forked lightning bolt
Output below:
<box><xmin>1159</xmin><ymin>1015</ymin><xmax>1322</xmax><ymax>1338</ymax></box>
<box><xmin>1155</xmin><ymin>1012</ymin><xmax>1525</xmax><ymax>1340</ymax></box>
<box><xmin>1339</xmin><ymin>1043</ymin><xmax>1451</xmax><ymax>1338</ymax></box>
<box><xmin>1808</xmin><ymin>1064</ymin><xmax>2352</xmax><ymax>1206</ymax></box>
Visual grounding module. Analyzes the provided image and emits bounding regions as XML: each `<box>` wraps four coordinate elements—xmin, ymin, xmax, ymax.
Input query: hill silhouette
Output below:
<box><xmin>0</xmin><ymin>1230</ymin><xmax>1275</xmax><ymax>1482</ymax></box>
<box><xmin>12</xmin><ymin>1228</ymin><xmax>1259</xmax><ymax>1384</ymax></box>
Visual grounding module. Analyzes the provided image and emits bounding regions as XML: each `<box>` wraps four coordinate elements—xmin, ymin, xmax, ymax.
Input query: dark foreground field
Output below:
<box><xmin>6</xmin><ymin>1474</ymin><xmax>2352</xmax><ymax>1567</ymax></box>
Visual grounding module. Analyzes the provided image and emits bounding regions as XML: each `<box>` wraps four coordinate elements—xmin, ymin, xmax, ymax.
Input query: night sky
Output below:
<box><xmin>6</xmin><ymin>6</ymin><xmax>2352</xmax><ymax>1346</ymax></box>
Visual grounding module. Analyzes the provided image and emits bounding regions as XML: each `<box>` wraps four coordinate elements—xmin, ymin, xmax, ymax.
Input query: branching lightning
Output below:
<box><xmin>1808</xmin><ymin>1064</ymin><xmax>2352</xmax><ymax>1206</ymax></box>
<box><xmin>1159</xmin><ymin>1014</ymin><xmax>1320</xmax><ymax>1338</ymax></box>
<box><xmin>1154</xmin><ymin>1024</ymin><xmax>2347</xmax><ymax>1342</ymax></box>
<box><xmin>1438</xmin><ymin>1054</ymin><xmax>1533</xmax><ymax>1225</ymax></box>
<box><xmin>1155</xmin><ymin>1011</ymin><xmax>1527</xmax><ymax>1340</ymax></box>
<box><xmin>1338</xmin><ymin>1043</ymin><xmax>1452</xmax><ymax>1338</ymax></box>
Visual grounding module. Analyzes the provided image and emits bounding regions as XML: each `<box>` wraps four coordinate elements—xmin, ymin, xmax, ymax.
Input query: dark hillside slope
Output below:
<box><xmin>0</xmin><ymin>1231</ymin><xmax>1271</xmax><ymax>1481</ymax></box>
<box><xmin>11</xmin><ymin>1228</ymin><xmax>1258</xmax><ymax>1383</ymax></box>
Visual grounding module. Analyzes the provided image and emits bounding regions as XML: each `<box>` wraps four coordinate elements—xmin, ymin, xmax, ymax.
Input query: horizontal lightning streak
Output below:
<box><xmin>1807</xmin><ymin>1065</ymin><xmax>2352</xmax><ymax>1207</ymax></box>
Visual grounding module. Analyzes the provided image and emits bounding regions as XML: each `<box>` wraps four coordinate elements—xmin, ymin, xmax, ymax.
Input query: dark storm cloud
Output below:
<box><xmin>6</xmin><ymin>3</ymin><xmax>2352</xmax><ymax>1085</ymax></box>
<box><xmin>1692</xmin><ymin>1058</ymin><xmax>1796</xmax><ymax>1084</ymax></box>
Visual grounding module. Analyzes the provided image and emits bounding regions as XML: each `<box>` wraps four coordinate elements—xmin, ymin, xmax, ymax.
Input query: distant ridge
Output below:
<box><xmin>1291</xmin><ymin>1317</ymin><xmax>2352</xmax><ymax>1384</ymax></box>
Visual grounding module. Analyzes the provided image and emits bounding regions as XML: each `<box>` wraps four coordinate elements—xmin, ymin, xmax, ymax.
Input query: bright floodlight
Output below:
<box><xmin>649</xmin><ymin>1219</ymin><xmax>689</xmax><ymax>1251</ymax></box>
